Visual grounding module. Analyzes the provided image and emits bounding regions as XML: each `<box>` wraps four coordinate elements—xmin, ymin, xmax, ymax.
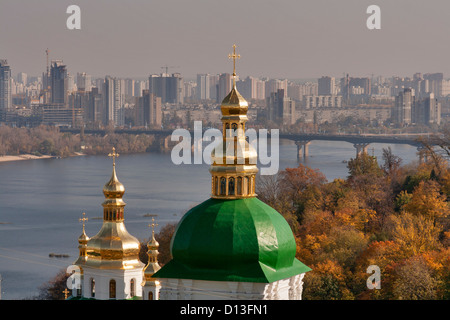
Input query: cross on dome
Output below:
<box><xmin>108</xmin><ymin>147</ymin><xmax>119</xmax><ymax>167</ymax></box>
<box><xmin>79</xmin><ymin>212</ymin><xmax>88</xmax><ymax>233</ymax></box>
<box><xmin>228</xmin><ymin>44</ymin><xmax>240</xmax><ymax>84</ymax></box>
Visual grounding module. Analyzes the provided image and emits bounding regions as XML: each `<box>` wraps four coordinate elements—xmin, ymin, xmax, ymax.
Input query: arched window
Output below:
<box><xmin>90</xmin><ymin>278</ymin><xmax>95</xmax><ymax>298</ymax></box>
<box><xmin>215</xmin><ymin>177</ymin><xmax>218</xmax><ymax>195</ymax></box>
<box><xmin>228</xmin><ymin>177</ymin><xmax>235</xmax><ymax>195</ymax></box>
<box><xmin>246</xmin><ymin>176</ymin><xmax>251</xmax><ymax>195</ymax></box>
<box><xmin>148</xmin><ymin>291</ymin><xmax>154</xmax><ymax>300</ymax></box>
<box><xmin>220</xmin><ymin>177</ymin><xmax>226</xmax><ymax>195</ymax></box>
<box><xmin>237</xmin><ymin>177</ymin><xmax>242</xmax><ymax>195</ymax></box>
<box><xmin>231</xmin><ymin>123</ymin><xmax>238</xmax><ymax>131</ymax></box>
<box><xmin>109</xmin><ymin>279</ymin><xmax>116</xmax><ymax>299</ymax></box>
<box><xmin>130</xmin><ymin>279</ymin><xmax>135</xmax><ymax>298</ymax></box>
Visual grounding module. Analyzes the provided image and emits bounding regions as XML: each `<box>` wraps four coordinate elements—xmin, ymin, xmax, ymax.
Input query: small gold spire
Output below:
<box><xmin>142</xmin><ymin>217</ymin><xmax>161</xmax><ymax>285</ymax></box>
<box><xmin>149</xmin><ymin>217</ymin><xmax>158</xmax><ymax>240</ymax></box>
<box><xmin>79</xmin><ymin>212</ymin><xmax>88</xmax><ymax>234</ymax></box>
<box><xmin>103</xmin><ymin>147</ymin><xmax>125</xmax><ymax>201</ymax></box>
<box><xmin>108</xmin><ymin>147</ymin><xmax>119</xmax><ymax>166</ymax></box>
<box><xmin>228</xmin><ymin>44</ymin><xmax>240</xmax><ymax>86</ymax></box>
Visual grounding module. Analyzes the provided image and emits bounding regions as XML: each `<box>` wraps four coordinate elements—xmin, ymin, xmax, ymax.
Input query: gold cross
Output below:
<box><xmin>149</xmin><ymin>217</ymin><xmax>158</xmax><ymax>238</ymax></box>
<box><xmin>228</xmin><ymin>44</ymin><xmax>240</xmax><ymax>77</ymax></box>
<box><xmin>79</xmin><ymin>212</ymin><xmax>88</xmax><ymax>233</ymax></box>
<box><xmin>108</xmin><ymin>147</ymin><xmax>119</xmax><ymax>166</ymax></box>
<box><xmin>63</xmin><ymin>288</ymin><xmax>70</xmax><ymax>299</ymax></box>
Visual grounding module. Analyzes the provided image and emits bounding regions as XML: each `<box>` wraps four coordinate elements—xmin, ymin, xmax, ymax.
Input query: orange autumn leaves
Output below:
<box><xmin>257</xmin><ymin>151</ymin><xmax>450</xmax><ymax>300</ymax></box>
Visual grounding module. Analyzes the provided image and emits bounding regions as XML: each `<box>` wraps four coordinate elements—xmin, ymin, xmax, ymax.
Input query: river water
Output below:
<box><xmin>0</xmin><ymin>139</ymin><xmax>418</xmax><ymax>299</ymax></box>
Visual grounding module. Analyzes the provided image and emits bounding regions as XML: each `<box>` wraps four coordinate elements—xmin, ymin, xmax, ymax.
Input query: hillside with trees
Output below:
<box><xmin>257</xmin><ymin>146</ymin><xmax>450</xmax><ymax>300</ymax></box>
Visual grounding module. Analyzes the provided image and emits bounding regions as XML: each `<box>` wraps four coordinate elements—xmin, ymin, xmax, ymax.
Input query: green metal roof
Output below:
<box><xmin>153</xmin><ymin>197</ymin><xmax>310</xmax><ymax>283</ymax></box>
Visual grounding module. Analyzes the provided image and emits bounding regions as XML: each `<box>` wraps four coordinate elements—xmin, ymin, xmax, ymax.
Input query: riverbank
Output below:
<box><xmin>0</xmin><ymin>152</ymin><xmax>85</xmax><ymax>163</ymax></box>
<box><xmin>0</xmin><ymin>154</ymin><xmax>54</xmax><ymax>162</ymax></box>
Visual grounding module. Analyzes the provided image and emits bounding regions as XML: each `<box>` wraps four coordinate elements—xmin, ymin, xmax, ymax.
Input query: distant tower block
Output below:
<box><xmin>295</xmin><ymin>141</ymin><xmax>311</xmax><ymax>160</ymax></box>
<box><xmin>353</xmin><ymin>143</ymin><xmax>370</xmax><ymax>157</ymax></box>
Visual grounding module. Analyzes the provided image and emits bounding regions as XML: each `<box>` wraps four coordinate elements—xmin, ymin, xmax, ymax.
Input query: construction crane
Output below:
<box><xmin>161</xmin><ymin>65</ymin><xmax>179</xmax><ymax>75</ymax></box>
<box><xmin>45</xmin><ymin>48</ymin><xmax>51</xmax><ymax>90</ymax></box>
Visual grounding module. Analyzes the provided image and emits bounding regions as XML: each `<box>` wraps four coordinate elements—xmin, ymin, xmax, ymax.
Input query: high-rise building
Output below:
<box><xmin>415</xmin><ymin>93</ymin><xmax>441</xmax><ymax>125</ymax></box>
<box><xmin>87</xmin><ymin>87</ymin><xmax>103</xmax><ymax>125</ymax></box>
<box><xmin>217</xmin><ymin>73</ymin><xmax>232</xmax><ymax>103</ymax></box>
<box><xmin>103</xmin><ymin>76</ymin><xmax>124</xmax><ymax>127</ymax></box>
<box><xmin>318</xmin><ymin>76</ymin><xmax>336</xmax><ymax>95</ymax></box>
<box><xmin>139</xmin><ymin>90</ymin><xmax>162</xmax><ymax>128</ymax></box>
<box><xmin>237</xmin><ymin>76</ymin><xmax>263</xmax><ymax>101</ymax></box>
<box><xmin>340</xmin><ymin>75</ymin><xmax>371</xmax><ymax>100</ymax></box>
<box><xmin>133</xmin><ymin>80</ymin><xmax>146</xmax><ymax>98</ymax></box>
<box><xmin>149</xmin><ymin>73</ymin><xmax>183</xmax><ymax>104</ymax></box>
<box><xmin>265</xmin><ymin>78</ymin><xmax>288</xmax><ymax>98</ymax></box>
<box><xmin>255</xmin><ymin>79</ymin><xmax>266</xmax><ymax>100</ymax></box>
<box><xmin>209</xmin><ymin>74</ymin><xmax>219</xmax><ymax>101</ymax></box>
<box><xmin>287</xmin><ymin>82</ymin><xmax>318</xmax><ymax>101</ymax></box>
<box><xmin>77</xmin><ymin>72</ymin><xmax>92</xmax><ymax>92</ymax></box>
<box><xmin>50</xmin><ymin>60</ymin><xmax>68</xmax><ymax>105</ymax></box>
<box><xmin>183</xmin><ymin>81</ymin><xmax>196</xmax><ymax>100</ymax></box>
<box><xmin>17</xmin><ymin>72</ymin><xmax>28</xmax><ymax>86</ymax></box>
<box><xmin>267</xmin><ymin>89</ymin><xmax>296</xmax><ymax>125</ymax></box>
<box><xmin>423</xmin><ymin>73</ymin><xmax>444</xmax><ymax>97</ymax></box>
<box><xmin>196</xmin><ymin>74</ymin><xmax>211</xmax><ymax>100</ymax></box>
<box><xmin>124</xmin><ymin>78</ymin><xmax>135</xmax><ymax>97</ymax></box>
<box><xmin>0</xmin><ymin>60</ymin><xmax>12</xmax><ymax>116</ymax></box>
<box><xmin>393</xmin><ymin>88</ymin><xmax>415</xmax><ymax>125</ymax></box>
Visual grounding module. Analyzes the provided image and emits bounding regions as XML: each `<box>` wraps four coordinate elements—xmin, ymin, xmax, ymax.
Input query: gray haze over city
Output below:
<box><xmin>1</xmin><ymin>0</ymin><xmax>450</xmax><ymax>79</ymax></box>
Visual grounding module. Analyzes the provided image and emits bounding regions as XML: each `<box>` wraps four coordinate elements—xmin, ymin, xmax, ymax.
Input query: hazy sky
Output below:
<box><xmin>1</xmin><ymin>0</ymin><xmax>450</xmax><ymax>80</ymax></box>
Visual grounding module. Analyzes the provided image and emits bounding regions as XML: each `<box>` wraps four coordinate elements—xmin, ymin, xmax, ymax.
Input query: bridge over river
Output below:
<box><xmin>60</xmin><ymin>128</ymin><xmax>430</xmax><ymax>160</ymax></box>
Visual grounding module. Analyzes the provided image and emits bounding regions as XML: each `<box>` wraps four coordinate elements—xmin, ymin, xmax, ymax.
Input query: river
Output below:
<box><xmin>0</xmin><ymin>139</ymin><xmax>419</xmax><ymax>299</ymax></box>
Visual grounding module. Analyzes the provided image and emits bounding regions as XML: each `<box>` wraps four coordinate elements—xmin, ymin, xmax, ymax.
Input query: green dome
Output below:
<box><xmin>153</xmin><ymin>197</ymin><xmax>310</xmax><ymax>283</ymax></box>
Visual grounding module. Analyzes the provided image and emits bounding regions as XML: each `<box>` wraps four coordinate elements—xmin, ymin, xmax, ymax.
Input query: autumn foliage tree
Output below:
<box><xmin>258</xmin><ymin>146</ymin><xmax>450</xmax><ymax>300</ymax></box>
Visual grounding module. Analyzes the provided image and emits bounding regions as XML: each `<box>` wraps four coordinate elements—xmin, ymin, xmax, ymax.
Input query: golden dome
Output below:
<box><xmin>81</xmin><ymin>149</ymin><xmax>144</xmax><ymax>270</ymax></box>
<box><xmin>221</xmin><ymin>85</ymin><xmax>248</xmax><ymax>116</ymax></box>
<box><xmin>78</xmin><ymin>230</ymin><xmax>90</xmax><ymax>244</ymax></box>
<box><xmin>103</xmin><ymin>165</ymin><xmax>125</xmax><ymax>199</ymax></box>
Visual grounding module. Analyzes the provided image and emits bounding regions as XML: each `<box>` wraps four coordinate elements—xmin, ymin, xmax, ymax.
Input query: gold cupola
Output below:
<box><xmin>83</xmin><ymin>148</ymin><xmax>144</xmax><ymax>270</ymax></box>
<box><xmin>74</xmin><ymin>212</ymin><xmax>90</xmax><ymax>266</ymax></box>
<box><xmin>142</xmin><ymin>218</ymin><xmax>161</xmax><ymax>286</ymax></box>
<box><xmin>209</xmin><ymin>44</ymin><xmax>258</xmax><ymax>199</ymax></box>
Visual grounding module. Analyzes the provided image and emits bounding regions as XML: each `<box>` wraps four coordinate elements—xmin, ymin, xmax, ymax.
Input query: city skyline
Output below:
<box><xmin>1</xmin><ymin>0</ymin><xmax>450</xmax><ymax>79</ymax></box>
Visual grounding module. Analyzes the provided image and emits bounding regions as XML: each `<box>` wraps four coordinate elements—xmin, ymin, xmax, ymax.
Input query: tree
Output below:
<box><xmin>381</xmin><ymin>147</ymin><xmax>402</xmax><ymax>175</ymax></box>
<box><xmin>302</xmin><ymin>260</ymin><xmax>353</xmax><ymax>300</ymax></box>
<box><xmin>388</xmin><ymin>212</ymin><xmax>442</xmax><ymax>256</ymax></box>
<box><xmin>403</xmin><ymin>180</ymin><xmax>449</xmax><ymax>222</ymax></box>
<box><xmin>347</xmin><ymin>152</ymin><xmax>383</xmax><ymax>178</ymax></box>
<box><xmin>279</xmin><ymin>164</ymin><xmax>327</xmax><ymax>215</ymax></box>
<box><xmin>33</xmin><ymin>269</ymin><xmax>70</xmax><ymax>300</ymax></box>
<box><xmin>392</xmin><ymin>257</ymin><xmax>440</xmax><ymax>300</ymax></box>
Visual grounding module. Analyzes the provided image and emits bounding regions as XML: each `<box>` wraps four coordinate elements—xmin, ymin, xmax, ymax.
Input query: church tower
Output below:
<box><xmin>153</xmin><ymin>45</ymin><xmax>310</xmax><ymax>300</ymax></box>
<box><xmin>73</xmin><ymin>148</ymin><xmax>145</xmax><ymax>300</ymax></box>
<box><xmin>141</xmin><ymin>217</ymin><xmax>162</xmax><ymax>300</ymax></box>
